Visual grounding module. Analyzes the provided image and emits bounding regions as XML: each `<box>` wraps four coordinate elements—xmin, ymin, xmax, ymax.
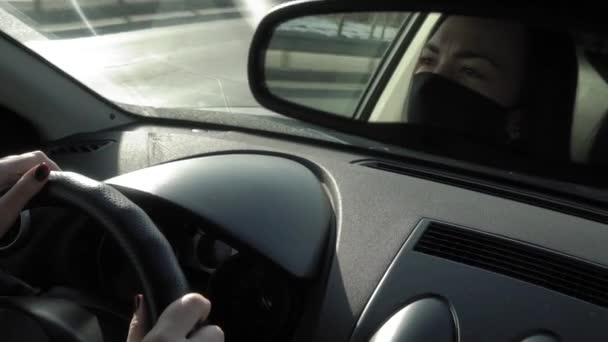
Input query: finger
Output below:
<box><xmin>188</xmin><ymin>325</ymin><xmax>224</xmax><ymax>342</ymax></box>
<box><xmin>1</xmin><ymin>163</ymin><xmax>50</xmax><ymax>212</ymax></box>
<box><xmin>127</xmin><ymin>294</ymin><xmax>147</xmax><ymax>342</ymax></box>
<box><xmin>3</xmin><ymin>151</ymin><xmax>60</xmax><ymax>172</ymax></box>
<box><xmin>24</xmin><ymin>151</ymin><xmax>61</xmax><ymax>171</ymax></box>
<box><xmin>0</xmin><ymin>151</ymin><xmax>60</xmax><ymax>187</ymax></box>
<box><xmin>154</xmin><ymin>293</ymin><xmax>212</xmax><ymax>336</ymax></box>
<box><xmin>0</xmin><ymin>163</ymin><xmax>50</xmax><ymax>236</ymax></box>
<box><xmin>27</xmin><ymin>151</ymin><xmax>61</xmax><ymax>172</ymax></box>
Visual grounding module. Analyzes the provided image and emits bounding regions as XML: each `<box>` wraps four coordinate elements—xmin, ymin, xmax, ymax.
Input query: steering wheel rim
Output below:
<box><xmin>34</xmin><ymin>171</ymin><xmax>189</xmax><ymax>327</ymax></box>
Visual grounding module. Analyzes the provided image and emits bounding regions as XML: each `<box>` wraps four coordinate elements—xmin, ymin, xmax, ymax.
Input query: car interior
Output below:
<box><xmin>0</xmin><ymin>1</ymin><xmax>607</xmax><ymax>342</ymax></box>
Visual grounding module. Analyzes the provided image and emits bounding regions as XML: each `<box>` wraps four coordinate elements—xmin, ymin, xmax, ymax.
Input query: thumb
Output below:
<box><xmin>0</xmin><ymin>163</ymin><xmax>51</xmax><ymax>237</ymax></box>
<box><xmin>127</xmin><ymin>294</ymin><xmax>147</xmax><ymax>342</ymax></box>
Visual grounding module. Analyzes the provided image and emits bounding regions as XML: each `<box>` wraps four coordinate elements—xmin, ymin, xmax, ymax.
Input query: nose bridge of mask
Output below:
<box><xmin>406</xmin><ymin>72</ymin><xmax>511</xmax><ymax>141</ymax></box>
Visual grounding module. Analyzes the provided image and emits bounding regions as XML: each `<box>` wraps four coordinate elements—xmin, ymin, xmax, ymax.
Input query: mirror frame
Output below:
<box><xmin>248</xmin><ymin>0</ymin><xmax>421</xmax><ymax>125</ymax></box>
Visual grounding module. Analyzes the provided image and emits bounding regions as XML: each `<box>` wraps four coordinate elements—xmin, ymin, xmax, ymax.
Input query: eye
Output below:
<box><xmin>461</xmin><ymin>66</ymin><xmax>485</xmax><ymax>80</ymax></box>
<box><xmin>418</xmin><ymin>56</ymin><xmax>436</xmax><ymax>67</ymax></box>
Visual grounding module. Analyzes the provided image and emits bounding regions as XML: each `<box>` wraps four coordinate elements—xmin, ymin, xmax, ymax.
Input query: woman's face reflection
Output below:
<box><xmin>415</xmin><ymin>16</ymin><xmax>529</xmax><ymax>108</ymax></box>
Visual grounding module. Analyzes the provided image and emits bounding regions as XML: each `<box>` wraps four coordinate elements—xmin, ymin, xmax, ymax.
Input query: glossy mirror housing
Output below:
<box><xmin>249</xmin><ymin>0</ymin><xmax>410</xmax><ymax>124</ymax></box>
<box><xmin>261</xmin><ymin>10</ymin><xmax>411</xmax><ymax>119</ymax></box>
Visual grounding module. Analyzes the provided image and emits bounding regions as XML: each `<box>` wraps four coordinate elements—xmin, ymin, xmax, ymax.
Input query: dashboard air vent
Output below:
<box><xmin>45</xmin><ymin>140</ymin><xmax>114</xmax><ymax>156</ymax></box>
<box><xmin>415</xmin><ymin>221</ymin><xmax>608</xmax><ymax>308</ymax></box>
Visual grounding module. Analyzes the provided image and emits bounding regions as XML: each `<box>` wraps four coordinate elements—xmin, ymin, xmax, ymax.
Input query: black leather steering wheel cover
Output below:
<box><xmin>34</xmin><ymin>171</ymin><xmax>189</xmax><ymax>325</ymax></box>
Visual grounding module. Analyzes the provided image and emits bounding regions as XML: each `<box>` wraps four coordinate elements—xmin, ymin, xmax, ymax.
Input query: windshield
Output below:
<box><xmin>1</xmin><ymin>3</ymin><xmax>607</xmax><ymax>206</ymax></box>
<box><xmin>0</xmin><ymin>0</ymin><xmax>289</xmax><ymax>114</ymax></box>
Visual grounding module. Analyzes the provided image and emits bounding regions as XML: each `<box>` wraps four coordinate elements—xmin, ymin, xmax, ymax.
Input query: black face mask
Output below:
<box><xmin>407</xmin><ymin>72</ymin><xmax>518</xmax><ymax>144</ymax></box>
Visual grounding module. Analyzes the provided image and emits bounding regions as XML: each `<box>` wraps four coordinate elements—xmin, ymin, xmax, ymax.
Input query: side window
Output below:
<box><xmin>571</xmin><ymin>46</ymin><xmax>608</xmax><ymax>163</ymax></box>
<box><xmin>369</xmin><ymin>14</ymin><xmax>441</xmax><ymax>122</ymax></box>
<box><xmin>572</xmin><ymin>37</ymin><xmax>608</xmax><ymax>164</ymax></box>
<box><xmin>265</xmin><ymin>12</ymin><xmax>411</xmax><ymax>118</ymax></box>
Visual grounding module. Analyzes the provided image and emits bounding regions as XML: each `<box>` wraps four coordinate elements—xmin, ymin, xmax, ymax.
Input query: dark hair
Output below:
<box><xmin>517</xmin><ymin>29</ymin><xmax>578</xmax><ymax>161</ymax></box>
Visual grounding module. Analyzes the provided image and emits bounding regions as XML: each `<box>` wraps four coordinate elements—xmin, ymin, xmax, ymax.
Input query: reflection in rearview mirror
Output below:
<box><xmin>265</xmin><ymin>12</ymin><xmax>412</xmax><ymax>118</ymax></box>
<box><xmin>259</xmin><ymin>10</ymin><xmax>608</xmax><ymax>168</ymax></box>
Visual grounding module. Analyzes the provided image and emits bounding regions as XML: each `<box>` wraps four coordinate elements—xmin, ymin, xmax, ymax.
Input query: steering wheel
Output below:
<box><xmin>0</xmin><ymin>171</ymin><xmax>189</xmax><ymax>342</ymax></box>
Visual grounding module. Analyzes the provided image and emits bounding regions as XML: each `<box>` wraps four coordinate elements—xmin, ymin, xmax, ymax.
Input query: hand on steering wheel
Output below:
<box><xmin>0</xmin><ymin>151</ymin><xmax>224</xmax><ymax>342</ymax></box>
<box><xmin>0</xmin><ymin>151</ymin><xmax>60</xmax><ymax>238</ymax></box>
<box><xmin>128</xmin><ymin>294</ymin><xmax>223</xmax><ymax>342</ymax></box>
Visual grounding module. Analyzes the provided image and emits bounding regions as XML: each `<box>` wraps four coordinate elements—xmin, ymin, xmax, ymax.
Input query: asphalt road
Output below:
<box><xmin>14</xmin><ymin>0</ymin><xmax>287</xmax><ymax>114</ymax></box>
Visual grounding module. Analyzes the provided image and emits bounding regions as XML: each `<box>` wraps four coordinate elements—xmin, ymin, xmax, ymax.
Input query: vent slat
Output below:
<box><xmin>45</xmin><ymin>140</ymin><xmax>114</xmax><ymax>156</ymax></box>
<box><xmin>420</xmin><ymin>231</ymin><xmax>608</xmax><ymax>287</ymax></box>
<box><xmin>427</xmin><ymin>224</ymin><xmax>604</xmax><ymax>275</ymax></box>
<box><xmin>415</xmin><ymin>245</ymin><xmax>608</xmax><ymax>306</ymax></box>
<box><xmin>416</xmin><ymin>240</ymin><xmax>607</xmax><ymax>297</ymax></box>
<box><xmin>424</xmin><ymin>223</ymin><xmax>608</xmax><ymax>278</ymax></box>
<box><xmin>414</xmin><ymin>222</ymin><xmax>608</xmax><ymax>308</ymax></box>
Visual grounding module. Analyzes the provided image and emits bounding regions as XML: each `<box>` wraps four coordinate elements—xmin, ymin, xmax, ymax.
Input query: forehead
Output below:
<box><xmin>429</xmin><ymin>16</ymin><xmax>529</xmax><ymax>67</ymax></box>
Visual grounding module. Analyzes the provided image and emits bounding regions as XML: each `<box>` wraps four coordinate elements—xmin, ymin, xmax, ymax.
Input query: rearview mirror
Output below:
<box><xmin>248</xmin><ymin>1</ymin><xmax>608</xmax><ymax>177</ymax></box>
<box><xmin>261</xmin><ymin>11</ymin><xmax>412</xmax><ymax>119</ymax></box>
<box><xmin>249</xmin><ymin>2</ymin><xmax>422</xmax><ymax>123</ymax></box>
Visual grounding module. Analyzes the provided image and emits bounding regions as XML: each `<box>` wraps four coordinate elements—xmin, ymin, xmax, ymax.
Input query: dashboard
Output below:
<box><xmin>103</xmin><ymin>153</ymin><xmax>331</xmax><ymax>341</ymax></box>
<box><xmin>1</xmin><ymin>124</ymin><xmax>608</xmax><ymax>341</ymax></box>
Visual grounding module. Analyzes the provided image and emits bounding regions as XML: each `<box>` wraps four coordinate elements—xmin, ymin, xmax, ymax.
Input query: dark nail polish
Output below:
<box><xmin>34</xmin><ymin>163</ymin><xmax>50</xmax><ymax>182</ymax></box>
<box><xmin>133</xmin><ymin>294</ymin><xmax>141</xmax><ymax>312</ymax></box>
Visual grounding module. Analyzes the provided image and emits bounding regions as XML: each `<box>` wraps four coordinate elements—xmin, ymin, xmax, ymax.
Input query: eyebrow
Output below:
<box><xmin>424</xmin><ymin>43</ymin><xmax>440</xmax><ymax>54</ymax></box>
<box><xmin>423</xmin><ymin>43</ymin><xmax>502</xmax><ymax>70</ymax></box>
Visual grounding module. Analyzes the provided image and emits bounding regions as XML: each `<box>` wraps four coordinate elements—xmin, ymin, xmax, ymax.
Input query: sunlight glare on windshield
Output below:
<box><xmin>69</xmin><ymin>0</ymin><xmax>98</xmax><ymax>36</ymax></box>
<box><xmin>0</xmin><ymin>0</ymin><xmax>284</xmax><ymax>113</ymax></box>
<box><xmin>236</xmin><ymin>0</ymin><xmax>276</xmax><ymax>27</ymax></box>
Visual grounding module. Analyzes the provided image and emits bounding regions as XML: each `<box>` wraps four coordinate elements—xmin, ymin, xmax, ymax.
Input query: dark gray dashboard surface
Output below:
<box><xmin>352</xmin><ymin>220</ymin><xmax>608</xmax><ymax>341</ymax></box>
<box><xmin>53</xmin><ymin>126</ymin><xmax>608</xmax><ymax>341</ymax></box>
<box><xmin>105</xmin><ymin>154</ymin><xmax>332</xmax><ymax>279</ymax></box>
